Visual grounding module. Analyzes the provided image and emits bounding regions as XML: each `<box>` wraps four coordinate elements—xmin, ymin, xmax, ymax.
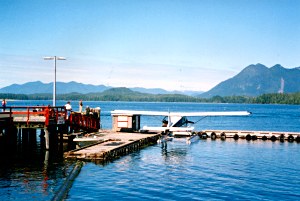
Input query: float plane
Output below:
<box><xmin>111</xmin><ymin>110</ymin><xmax>251</xmax><ymax>139</ymax></box>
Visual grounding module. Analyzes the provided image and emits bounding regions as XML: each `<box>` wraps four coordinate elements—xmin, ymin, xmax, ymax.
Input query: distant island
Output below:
<box><xmin>1</xmin><ymin>87</ymin><xmax>300</xmax><ymax>105</ymax></box>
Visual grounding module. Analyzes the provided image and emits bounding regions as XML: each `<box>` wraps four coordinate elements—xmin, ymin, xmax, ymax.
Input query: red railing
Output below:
<box><xmin>0</xmin><ymin>106</ymin><xmax>66</xmax><ymax>126</ymax></box>
<box><xmin>0</xmin><ymin>106</ymin><xmax>100</xmax><ymax>131</ymax></box>
<box><xmin>69</xmin><ymin>112</ymin><xmax>100</xmax><ymax>131</ymax></box>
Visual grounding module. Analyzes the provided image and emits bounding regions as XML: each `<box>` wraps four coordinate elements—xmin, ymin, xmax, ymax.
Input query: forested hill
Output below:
<box><xmin>1</xmin><ymin>87</ymin><xmax>300</xmax><ymax>105</ymax></box>
<box><xmin>199</xmin><ymin>64</ymin><xmax>300</xmax><ymax>98</ymax></box>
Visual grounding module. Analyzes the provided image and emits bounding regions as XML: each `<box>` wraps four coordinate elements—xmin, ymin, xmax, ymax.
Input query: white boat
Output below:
<box><xmin>73</xmin><ymin>133</ymin><xmax>106</xmax><ymax>147</ymax></box>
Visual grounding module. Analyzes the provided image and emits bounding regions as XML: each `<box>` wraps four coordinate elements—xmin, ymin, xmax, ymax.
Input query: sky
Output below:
<box><xmin>1</xmin><ymin>0</ymin><xmax>300</xmax><ymax>92</ymax></box>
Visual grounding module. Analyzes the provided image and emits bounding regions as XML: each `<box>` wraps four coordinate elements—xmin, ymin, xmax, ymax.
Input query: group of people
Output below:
<box><xmin>1</xmin><ymin>99</ymin><xmax>97</xmax><ymax>119</ymax></box>
<box><xmin>64</xmin><ymin>100</ymin><xmax>99</xmax><ymax>118</ymax></box>
<box><xmin>64</xmin><ymin>100</ymin><xmax>83</xmax><ymax>113</ymax></box>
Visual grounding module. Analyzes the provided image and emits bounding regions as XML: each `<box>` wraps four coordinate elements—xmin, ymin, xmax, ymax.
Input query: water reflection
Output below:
<box><xmin>160</xmin><ymin>140</ymin><xmax>189</xmax><ymax>164</ymax></box>
<box><xmin>0</xmin><ymin>129</ymin><xmax>73</xmax><ymax>200</ymax></box>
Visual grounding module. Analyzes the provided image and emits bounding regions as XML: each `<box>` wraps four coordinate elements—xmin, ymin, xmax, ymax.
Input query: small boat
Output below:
<box><xmin>73</xmin><ymin>133</ymin><xmax>106</xmax><ymax>147</ymax></box>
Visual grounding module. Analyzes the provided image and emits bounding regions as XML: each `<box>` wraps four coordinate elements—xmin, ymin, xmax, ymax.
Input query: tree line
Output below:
<box><xmin>1</xmin><ymin>92</ymin><xmax>300</xmax><ymax>105</ymax></box>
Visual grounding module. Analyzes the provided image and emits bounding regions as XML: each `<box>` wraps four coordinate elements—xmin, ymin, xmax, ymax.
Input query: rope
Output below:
<box><xmin>192</xmin><ymin>116</ymin><xmax>208</xmax><ymax>125</ymax></box>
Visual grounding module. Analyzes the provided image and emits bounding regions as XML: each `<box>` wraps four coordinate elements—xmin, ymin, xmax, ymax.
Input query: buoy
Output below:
<box><xmin>246</xmin><ymin>134</ymin><xmax>251</xmax><ymax>141</ymax></box>
<box><xmin>270</xmin><ymin>135</ymin><xmax>277</xmax><ymax>141</ymax></box>
<box><xmin>287</xmin><ymin>135</ymin><xmax>294</xmax><ymax>142</ymax></box>
<box><xmin>279</xmin><ymin>134</ymin><xmax>285</xmax><ymax>142</ymax></box>
<box><xmin>220</xmin><ymin>132</ymin><xmax>226</xmax><ymax>140</ymax></box>
<box><xmin>201</xmin><ymin>132</ymin><xmax>208</xmax><ymax>139</ymax></box>
<box><xmin>251</xmin><ymin>135</ymin><xmax>257</xmax><ymax>140</ymax></box>
<box><xmin>233</xmin><ymin>134</ymin><xmax>239</xmax><ymax>140</ymax></box>
<box><xmin>210</xmin><ymin>132</ymin><xmax>217</xmax><ymax>140</ymax></box>
<box><xmin>262</xmin><ymin>136</ymin><xmax>267</xmax><ymax>141</ymax></box>
<box><xmin>295</xmin><ymin>136</ymin><xmax>300</xmax><ymax>143</ymax></box>
<box><xmin>197</xmin><ymin>131</ymin><xmax>203</xmax><ymax>138</ymax></box>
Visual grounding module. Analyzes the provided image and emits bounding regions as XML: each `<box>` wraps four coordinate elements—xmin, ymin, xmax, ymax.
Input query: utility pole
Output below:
<box><xmin>43</xmin><ymin>56</ymin><xmax>66</xmax><ymax>106</ymax></box>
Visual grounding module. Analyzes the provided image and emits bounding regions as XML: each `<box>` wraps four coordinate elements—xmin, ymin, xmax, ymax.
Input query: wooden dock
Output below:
<box><xmin>64</xmin><ymin>130</ymin><xmax>161</xmax><ymax>162</ymax></box>
<box><xmin>64</xmin><ymin>129</ymin><xmax>300</xmax><ymax>163</ymax></box>
<box><xmin>0</xmin><ymin>106</ymin><xmax>101</xmax><ymax>150</ymax></box>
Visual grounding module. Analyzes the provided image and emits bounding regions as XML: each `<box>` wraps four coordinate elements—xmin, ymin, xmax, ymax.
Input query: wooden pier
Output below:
<box><xmin>0</xmin><ymin>106</ymin><xmax>101</xmax><ymax>150</ymax></box>
<box><xmin>64</xmin><ymin>130</ymin><xmax>160</xmax><ymax>162</ymax></box>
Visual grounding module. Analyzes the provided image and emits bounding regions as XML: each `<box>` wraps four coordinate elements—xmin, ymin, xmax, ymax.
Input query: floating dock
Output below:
<box><xmin>64</xmin><ymin>129</ymin><xmax>300</xmax><ymax>162</ymax></box>
<box><xmin>64</xmin><ymin>130</ymin><xmax>160</xmax><ymax>162</ymax></box>
<box><xmin>200</xmin><ymin>130</ymin><xmax>300</xmax><ymax>142</ymax></box>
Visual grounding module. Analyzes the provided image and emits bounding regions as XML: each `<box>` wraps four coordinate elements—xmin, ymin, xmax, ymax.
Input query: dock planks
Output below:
<box><xmin>64</xmin><ymin>130</ymin><xmax>160</xmax><ymax>162</ymax></box>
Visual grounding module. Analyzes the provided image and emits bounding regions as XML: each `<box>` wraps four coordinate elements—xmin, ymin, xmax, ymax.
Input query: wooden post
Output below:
<box><xmin>44</xmin><ymin>150</ymin><xmax>49</xmax><ymax>167</ymax></box>
<box><xmin>22</xmin><ymin>128</ymin><xmax>29</xmax><ymax>146</ymax></box>
<box><xmin>28</xmin><ymin>128</ymin><xmax>37</xmax><ymax>146</ymax></box>
<box><xmin>45</xmin><ymin>128</ymin><xmax>50</xmax><ymax>150</ymax></box>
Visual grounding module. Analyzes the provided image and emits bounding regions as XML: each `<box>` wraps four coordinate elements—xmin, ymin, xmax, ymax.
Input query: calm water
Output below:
<box><xmin>1</xmin><ymin>101</ymin><xmax>300</xmax><ymax>200</ymax></box>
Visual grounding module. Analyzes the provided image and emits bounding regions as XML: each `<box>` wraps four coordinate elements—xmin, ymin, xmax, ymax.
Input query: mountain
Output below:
<box><xmin>42</xmin><ymin>87</ymin><xmax>199</xmax><ymax>102</ymax></box>
<box><xmin>199</xmin><ymin>64</ymin><xmax>300</xmax><ymax>98</ymax></box>
<box><xmin>0</xmin><ymin>81</ymin><xmax>202</xmax><ymax>96</ymax></box>
<box><xmin>129</xmin><ymin>87</ymin><xmax>175</xmax><ymax>94</ymax></box>
<box><xmin>0</xmin><ymin>81</ymin><xmax>111</xmax><ymax>94</ymax></box>
<box><xmin>3</xmin><ymin>63</ymin><xmax>298</xmax><ymax>98</ymax></box>
<box><xmin>130</xmin><ymin>87</ymin><xmax>202</xmax><ymax>96</ymax></box>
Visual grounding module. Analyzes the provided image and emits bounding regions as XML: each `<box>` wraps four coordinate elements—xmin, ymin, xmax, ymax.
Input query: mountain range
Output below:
<box><xmin>1</xmin><ymin>63</ymin><xmax>299</xmax><ymax>97</ymax></box>
<box><xmin>199</xmin><ymin>63</ymin><xmax>300</xmax><ymax>98</ymax></box>
<box><xmin>0</xmin><ymin>81</ymin><xmax>200</xmax><ymax>96</ymax></box>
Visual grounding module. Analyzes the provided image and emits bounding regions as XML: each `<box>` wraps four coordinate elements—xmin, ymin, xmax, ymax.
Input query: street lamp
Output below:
<box><xmin>43</xmin><ymin>56</ymin><xmax>66</xmax><ymax>106</ymax></box>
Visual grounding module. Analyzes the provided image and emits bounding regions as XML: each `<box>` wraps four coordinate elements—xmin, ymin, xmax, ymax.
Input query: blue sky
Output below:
<box><xmin>1</xmin><ymin>0</ymin><xmax>299</xmax><ymax>91</ymax></box>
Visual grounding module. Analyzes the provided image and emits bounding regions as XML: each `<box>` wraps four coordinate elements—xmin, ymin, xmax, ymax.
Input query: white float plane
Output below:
<box><xmin>111</xmin><ymin>110</ymin><xmax>251</xmax><ymax>138</ymax></box>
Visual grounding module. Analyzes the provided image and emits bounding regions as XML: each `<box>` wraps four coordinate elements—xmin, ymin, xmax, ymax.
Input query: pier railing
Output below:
<box><xmin>0</xmin><ymin>106</ymin><xmax>100</xmax><ymax>131</ymax></box>
<box><xmin>0</xmin><ymin>106</ymin><xmax>67</xmax><ymax>127</ymax></box>
<box><xmin>69</xmin><ymin>110</ymin><xmax>100</xmax><ymax>131</ymax></box>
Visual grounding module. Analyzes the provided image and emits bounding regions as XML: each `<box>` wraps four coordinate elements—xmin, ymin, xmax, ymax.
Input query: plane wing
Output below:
<box><xmin>171</xmin><ymin>111</ymin><xmax>251</xmax><ymax>116</ymax></box>
<box><xmin>111</xmin><ymin>110</ymin><xmax>251</xmax><ymax>117</ymax></box>
<box><xmin>111</xmin><ymin>110</ymin><xmax>169</xmax><ymax>116</ymax></box>
<box><xmin>142</xmin><ymin>126</ymin><xmax>195</xmax><ymax>132</ymax></box>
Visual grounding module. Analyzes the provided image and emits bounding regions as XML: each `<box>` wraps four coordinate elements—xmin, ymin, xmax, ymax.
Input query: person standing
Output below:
<box><xmin>79</xmin><ymin>100</ymin><xmax>83</xmax><ymax>113</ymax></box>
<box><xmin>65</xmin><ymin>101</ymin><xmax>72</xmax><ymax>119</ymax></box>
<box><xmin>2</xmin><ymin>99</ymin><xmax>6</xmax><ymax>112</ymax></box>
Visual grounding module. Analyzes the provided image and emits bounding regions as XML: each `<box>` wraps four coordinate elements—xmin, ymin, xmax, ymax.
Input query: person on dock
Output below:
<box><xmin>65</xmin><ymin>101</ymin><xmax>72</xmax><ymax>119</ymax></box>
<box><xmin>85</xmin><ymin>106</ymin><xmax>90</xmax><ymax>116</ymax></box>
<box><xmin>79</xmin><ymin>100</ymin><xmax>83</xmax><ymax>113</ymax></box>
<box><xmin>1</xmin><ymin>99</ymin><xmax>6</xmax><ymax>112</ymax></box>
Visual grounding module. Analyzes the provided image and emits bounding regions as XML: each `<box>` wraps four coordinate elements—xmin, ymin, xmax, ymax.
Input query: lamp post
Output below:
<box><xmin>43</xmin><ymin>56</ymin><xmax>66</xmax><ymax>106</ymax></box>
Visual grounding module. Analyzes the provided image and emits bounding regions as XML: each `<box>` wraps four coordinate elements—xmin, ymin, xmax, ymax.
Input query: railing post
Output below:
<box><xmin>27</xmin><ymin>107</ymin><xmax>30</xmax><ymax>126</ymax></box>
<box><xmin>45</xmin><ymin>107</ymin><xmax>50</xmax><ymax>126</ymax></box>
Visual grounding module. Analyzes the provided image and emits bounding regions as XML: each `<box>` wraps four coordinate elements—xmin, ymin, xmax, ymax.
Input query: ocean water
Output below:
<box><xmin>67</xmin><ymin>140</ymin><xmax>300</xmax><ymax>201</ymax></box>
<box><xmin>1</xmin><ymin>101</ymin><xmax>300</xmax><ymax>200</ymax></box>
